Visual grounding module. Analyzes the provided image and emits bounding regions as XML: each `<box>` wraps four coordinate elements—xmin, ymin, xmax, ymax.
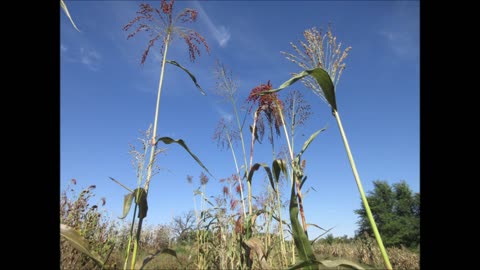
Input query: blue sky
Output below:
<box><xmin>60</xmin><ymin>1</ymin><xmax>419</xmax><ymax>238</ymax></box>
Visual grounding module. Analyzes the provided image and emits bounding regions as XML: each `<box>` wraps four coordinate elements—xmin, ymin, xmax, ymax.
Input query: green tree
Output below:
<box><xmin>354</xmin><ymin>180</ymin><xmax>420</xmax><ymax>249</ymax></box>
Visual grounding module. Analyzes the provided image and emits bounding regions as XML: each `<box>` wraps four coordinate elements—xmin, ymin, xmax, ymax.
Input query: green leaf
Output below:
<box><xmin>60</xmin><ymin>0</ymin><xmax>80</xmax><ymax>32</ymax></box>
<box><xmin>307</xmin><ymin>223</ymin><xmax>328</xmax><ymax>232</ymax></box>
<box><xmin>247</xmin><ymin>163</ymin><xmax>274</xmax><ymax>193</ymax></box>
<box><xmin>244</xmin><ymin>210</ymin><xmax>264</xmax><ymax>239</ymax></box>
<box><xmin>60</xmin><ymin>224</ymin><xmax>104</xmax><ymax>267</ymax></box>
<box><xmin>204</xmin><ymin>196</ymin><xmax>215</xmax><ymax>207</ymax></box>
<box><xmin>134</xmin><ymin>188</ymin><xmax>148</xmax><ymax>219</ymax></box>
<box><xmin>308</xmin><ymin>68</ymin><xmax>337</xmax><ymax>111</ymax></box>
<box><xmin>156</xmin><ymin>137</ymin><xmax>213</xmax><ymax>178</ymax></box>
<box><xmin>166</xmin><ymin>60</ymin><xmax>205</xmax><ymax>95</ymax></box>
<box><xmin>119</xmin><ymin>188</ymin><xmax>148</xmax><ymax>219</ymax></box>
<box><xmin>310</xmin><ymin>226</ymin><xmax>334</xmax><ymax>245</ymax></box>
<box><xmin>259</xmin><ymin>68</ymin><xmax>336</xmax><ymax>111</ymax></box>
<box><xmin>289</xmin><ymin>174</ymin><xmax>317</xmax><ymax>269</ymax></box>
<box><xmin>120</xmin><ymin>191</ymin><xmax>135</xmax><ymax>219</ymax></box>
<box><xmin>288</xmin><ymin>259</ymin><xmax>365</xmax><ymax>270</ymax></box>
<box><xmin>108</xmin><ymin>176</ymin><xmax>133</xmax><ymax>192</ymax></box>
<box><xmin>204</xmin><ymin>216</ymin><xmax>219</xmax><ymax>230</ymax></box>
<box><xmin>319</xmin><ymin>259</ymin><xmax>366</xmax><ymax>270</ymax></box>
<box><xmin>288</xmin><ymin>260</ymin><xmax>318</xmax><ymax>270</ymax></box>
<box><xmin>299</xmin><ymin>176</ymin><xmax>308</xmax><ymax>190</ymax></box>
<box><xmin>272</xmin><ymin>159</ymin><xmax>288</xmax><ymax>184</ymax></box>
<box><xmin>296</xmin><ymin>127</ymin><xmax>327</xmax><ymax>161</ymax></box>
<box><xmin>137</xmin><ymin>248</ymin><xmax>177</xmax><ymax>270</ymax></box>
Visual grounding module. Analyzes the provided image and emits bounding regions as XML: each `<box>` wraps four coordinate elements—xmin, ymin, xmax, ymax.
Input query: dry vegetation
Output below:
<box><xmin>60</xmin><ymin>181</ymin><xmax>419</xmax><ymax>270</ymax></box>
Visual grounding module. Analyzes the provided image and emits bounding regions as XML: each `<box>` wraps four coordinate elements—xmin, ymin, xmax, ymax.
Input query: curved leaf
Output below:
<box><xmin>60</xmin><ymin>0</ymin><xmax>80</xmax><ymax>32</ymax></box>
<box><xmin>137</xmin><ymin>248</ymin><xmax>177</xmax><ymax>270</ymax></box>
<box><xmin>60</xmin><ymin>224</ymin><xmax>104</xmax><ymax>267</ymax></box>
<box><xmin>134</xmin><ymin>188</ymin><xmax>148</xmax><ymax>219</ymax></box>
<box><xmin>259</xmin><ymin>67</ymin><xmax>336</xmax><ymax>110</ymax></box>
<box><xmin>156</xmin><ymin>137</ymin><xmax>213</xmax><ymax>178</ymax></box>
<box><xmin>320</xmin><ymin>259</ymin><xmax>366</xmax><ymax>270</ymax></box>
<box><xmin>299</xmin><ymin>176</ymin><xmax>308</xmax><ymax>190</ymax></box>
<box><xmin>308</xmin><ymin>68</ymin><xmax>337</xmax><ymax>111</ymax></box>
<box><xmin>272</xmin><ymin>159</ymin><xmax>288</xmax><ymax>184</ymax></box>
<box><xmin>289</xmin><ymin>173</ymin><xmax>317</xmax><ymax>269</ymax></box>
<box><xmin>310</xmin><ymin>226</ymin><xmax>334</xmax><ymax>245</ymax></box>
<box><xmin>244</xmin><ymin>209</ymin><xmax>264</xmax><ymax>238</ymax></box>
<box><xmin>247</xmin><ymin>163</ymin><xmax>274</xmax><ymax>192</ymax></box>
<box><xmin>307</xmin><ymin>223</ymin><xmax>329</xmax><ymax>232</ymax></box>
<box><xmin>120</xmin><ymin>191</ymin><xmax>135</xmax><ymax>219</ymax></box>
<box><xmin>296</xmin><ymin>127</ymin><xmax>327</xmax><ymax>161</ymax></box>
<box><xmin>119</xmin><ymin>188</ymin><xmax>148</xmax><ymax>219</ymax></box>
<box><xmin>288</xmin><ymin>259</ymin><xmax>365</xmax><ymax>270</ymax></box>
<box><xmin>204</xmin><ymin>216</ymin><xmax>219</xmax><ymax>230</ymax></box>
<box><xmin>244</xmin><ymin>237</ymin><xmax>269</xmax><ymax>269</ymax></box>
<box><xmin>166</xmin><ymin>60</ymin><xmax>205</xmax><ymax>95</ymax></box>
<box><xmin>288</xmin><ymin>260</ymin><xmax>317</xmax><ymax>270</ymax></box>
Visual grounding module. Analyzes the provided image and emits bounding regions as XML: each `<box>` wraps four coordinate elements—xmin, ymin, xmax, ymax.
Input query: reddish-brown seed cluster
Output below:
<box><xmin>235</xmin><ymin>183</ymin><xmax>243</xmax><ymax>195</ymax></box>
<box><xmin>161</xmin><ymin>0</ymin><xmax>174</xmax><ymax>15</ymax></box>
<box><xmin>186</xmin><ymin>175</ymin><xmax>193</xmax><ymax>184</ymax></box>
<box><xmin>180</xmin><ymin>30</ymin><xmax>210</xmax><ymax>62</ymax></box>
<box><xmin>246</xmin><ymin>81</ymin><xmax>285</xmax><ymax>138</ymax></box>
<box><xmin>200</xmin><ymin>172</ymin><xmax>209</xmax><ymax>185</ymax></box>
<box><xmin>123</xmin><ymin>0</ymin><xmax>209</xmax><ymax>65</ymax></box>
<box><xmin>235</xmin><ymin>215</ymin><xmax>245</xmax><ymax>234</ymax></box>
<box><xmin>178</xmin><ymin>8</ymin><xmax>198</xmax><ymax>23</ymax></box>
<box><xmin>212</xmin><ymin>118</ymin><xmax>240</xmax><ymax>150</ymax></box>
<box><xmin>223</xmin><ymin>186</ymin><xmax>229</xmax><ymax>196</ymax></box>
<box><xmin>230</xmin><ymin>199</ymin><xmax>239</xmax><ymax>211</ymax></box>
<box><xmin>301</xmin><ymin>159</ymin><xmax>306</xmax><ymax>171</ymax></box>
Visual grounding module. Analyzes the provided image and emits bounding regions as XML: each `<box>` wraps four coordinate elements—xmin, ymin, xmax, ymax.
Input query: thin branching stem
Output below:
<box><xmin>225</xmin><ymin>130</ymin><xmax>247</xmax><ymax>219</ymax></box>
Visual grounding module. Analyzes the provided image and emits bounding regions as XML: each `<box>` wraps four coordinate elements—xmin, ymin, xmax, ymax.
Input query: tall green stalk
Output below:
<box><xmin>282</xmin><ymin>26</ymin><xmax>392</xmax><ymax>270</ymax></box>
<box><xmin>333</xmin><ymin>109</ymin><xmax>392</xmax><ymax>270</ymax></box>
<box><xmin>124</xmin><ymin>32</ymin><xmax>171</xmax><ymax>270</ymax></box>
<box><xmin>145</xmin><ymin>32</ymin><xmax>170</xmax><ymax>193</ymax></box>
<box><xmin>120</xmin><ymin>2</ymin><xmax>210</xmax><ymax>268</ymax></box>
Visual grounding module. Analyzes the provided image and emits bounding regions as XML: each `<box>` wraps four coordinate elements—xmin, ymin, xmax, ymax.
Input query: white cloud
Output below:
<box><xmin>61</xmin><ymin>44</ymin><xmax>68</xmax><ymax>52</ymax></box>
<box><xmin>213</xmin><ymin>104</ymin><xmax>233</xmax><ymax>122</ymax></box>
<box><xmin>79</xmin><ymin>47</ymin><xmax>102</xmax><ymax>71</ymax></box>
<box><xmin>193</xmin><ymin>1</ymin><xmax>231</xmax><ymax>48</ymax></box>
<box><xmin>380</xmin><ymin>30</ymin><xmax>417</xmax><ymax>59</ymax></box>
<box><xmin>379</xmin><ymin>2</ymin><xmax>419</xmax><ymax>60</ymax></box>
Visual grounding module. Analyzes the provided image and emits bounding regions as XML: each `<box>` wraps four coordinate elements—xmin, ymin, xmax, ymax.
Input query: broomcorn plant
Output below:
<box><xmin>213</xmin><ymin>60</ymin><xmax>251</xmax><ymax>218</ymax></box>
<box><xmin>118</xmin><ymin>1</ymin><xmax>210</xmax><ymax>268</ymax></box>
<box><xmin>123</xmin><ymin>0</ymin><xmax>209</xmax><ymax>195</ymax></box>
<box><xmin>282</xmin><ymin>25</ymin><xmax>392</xmax><ymax>270</ymax></box>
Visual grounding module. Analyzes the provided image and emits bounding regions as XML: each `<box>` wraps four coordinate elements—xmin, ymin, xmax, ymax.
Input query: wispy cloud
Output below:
<box><xmin>380</xmin><ymin>30</ymin><xmax>415</xmax><ymax>58</ymax></box>
<box><xmin>61</xmin><ymin>46</ymin><xmax>102</xmax><ymax>71</ymax></box>
<box><xmin>79</xmin><ymin>47</ymin><xmax>102</xmax><ymax>71</ymax></box>
<box><xmin>193</xmin><ymin>1</ymin><xmax>231</xmax><ymax>48</ymax></box>
<box><xmin>379</xmin><ymin>2</ymin><xmax>419</xmax><ymax>60</ymax></box>
<box><xmin>213</xmin><ymin>104</ymin><xmax>233</xmax><ymax>122</ymax></box>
